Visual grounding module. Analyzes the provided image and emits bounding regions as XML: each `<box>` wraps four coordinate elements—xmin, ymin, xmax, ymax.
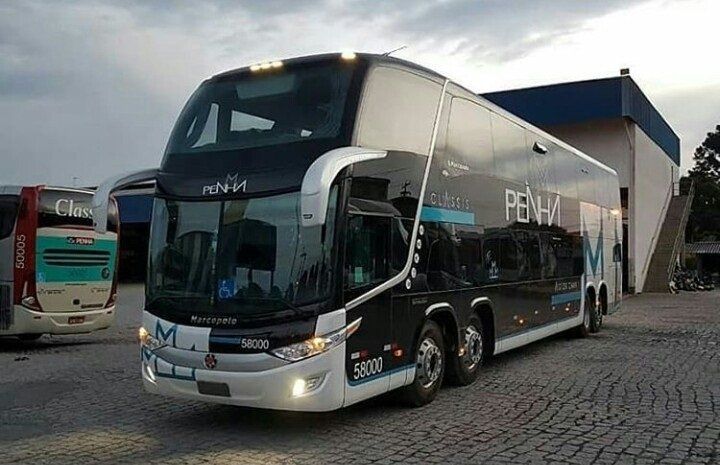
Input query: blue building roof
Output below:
<box><xmin>483</xmin><ymin>76</ymin><xmax>680</xmax><ymax>165</ymax></box>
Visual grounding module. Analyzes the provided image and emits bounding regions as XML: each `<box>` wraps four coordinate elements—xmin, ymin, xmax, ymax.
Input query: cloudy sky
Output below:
<box><xmin>1</xmin><ymin>0</ymin><xmax>718</xmax><ymax>186</ymax></box>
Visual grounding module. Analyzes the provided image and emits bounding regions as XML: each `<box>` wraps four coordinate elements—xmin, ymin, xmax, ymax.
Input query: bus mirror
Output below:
<box><xmin>301</xmin><ymin>147</ymin><xmax>386</xmax><ymax>227</ymax></box>
<box><xmin>92</xmin><ymin>168</ymin><xmax>159</xmax><ymax>234</ymax></box>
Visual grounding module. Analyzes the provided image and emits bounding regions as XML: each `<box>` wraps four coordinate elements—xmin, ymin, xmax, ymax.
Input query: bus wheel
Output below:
<box><xmin>446</xmin><ymin>314</ymin><xmax>484</xmax><ymax>386</ymax></box>
<box><xmin>398</xmin><ymin>320</ymin><xmax>445</xmax><ymax>407</ymax></box>
<box><xmin>18</xmin><ymin>334</ymin><xmax>42</xmax><ymax>341</ymax></box>
<box><xmin>590</xmin><ymin>300</ymin><xmax>603</xmax><ymax>333</ymax></box>
<box><xmin>573</xmin><ymin>297</ymin><xmax>593</xmax><ymax>338</ymax></box>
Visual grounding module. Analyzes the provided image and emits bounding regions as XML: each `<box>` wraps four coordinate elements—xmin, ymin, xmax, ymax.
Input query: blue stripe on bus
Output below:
<box><xmin>420</xmin><ymin>206</ymin><xmax>475</xmax><ymax>225</ymax></box>
<box><xmin>209</xmin><ymin>336</ymin><xmax>244</xmax><ymax>344</ymax></box>
<box><xmin>551</xmin><ymin>291</ymin><xmax>582</xmax><ymax>305</ymax></box>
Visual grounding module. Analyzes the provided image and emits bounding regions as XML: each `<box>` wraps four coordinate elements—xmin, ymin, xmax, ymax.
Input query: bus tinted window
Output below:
<box><xmin>0</xmin><ymin>196</ymin><xmax>20</xmax><ymax>239</ymax></box>
<box><xmin>446</xmin><ymin>98</ymin><xmax>494</xmax><ymax>174</ymax></box>
<box><xmin>166</xmin><ymin>63</ymin><xmax>353</xmax><ymax>155</ymax></box>
<box><xmin>345</xmin><ymin>215</ymin><xmax>390</xmax><ymax>289</ymax></box>
<box><xmin>38</xmin><ymin>189</ymin><xmax>118</xmax><ymax>232</ymax></box>
<box><xmin>491</xmin><ymin>113</ymin><xmax>528</xmax><ymax>184</ymax></box>
<box><xmin>516</xmin><ymin>230</ymin><xmax>542</xmax><ymax>281</ymax></box>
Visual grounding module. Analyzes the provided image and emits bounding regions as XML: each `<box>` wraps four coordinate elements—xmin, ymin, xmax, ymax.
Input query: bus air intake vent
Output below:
<box><xmin>0</xmin><ymin>285</ymin><xmax>12</xmax><ymax>330</ymax></box>
<box><xmin>42</xmin><ymin>249</ymin><xmax>111</xmax><ymax>267</ymax></box>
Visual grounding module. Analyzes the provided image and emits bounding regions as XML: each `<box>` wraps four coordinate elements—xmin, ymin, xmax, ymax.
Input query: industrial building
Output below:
<box><xmin>113</xmin><ymin>72</ymin><xmax>687</xmax><ymax>293</ymax></box>
<box><xmin>484</xmin><ymin>72</ymin><xmax>687</xmax><ymax>293</ymax></box>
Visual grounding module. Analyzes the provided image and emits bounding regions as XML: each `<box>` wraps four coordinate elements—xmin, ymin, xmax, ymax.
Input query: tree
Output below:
<box><xmin>685</xmin><ymin>125</ymin><xmax>720</xmax><ymax>242</ymax></box>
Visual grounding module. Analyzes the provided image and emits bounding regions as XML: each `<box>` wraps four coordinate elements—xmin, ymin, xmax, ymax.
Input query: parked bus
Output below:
<box><xmin>0</xmin><ymin>186</ymin><xmax>119</xmax><ymax>339</ymax></box>
<box><xmin>94</xmin><ymin>52</ymin><xmax>621</xmax><ymax>411</ymax></box>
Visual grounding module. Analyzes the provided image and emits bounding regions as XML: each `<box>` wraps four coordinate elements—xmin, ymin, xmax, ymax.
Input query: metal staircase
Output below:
<box><xmin>642</xmin><ymin>182</ymin><xmax>695</xmax><ymax>293</ymax></box>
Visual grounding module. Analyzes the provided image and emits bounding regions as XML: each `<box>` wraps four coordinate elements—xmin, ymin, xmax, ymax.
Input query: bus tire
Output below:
<box><xmin>398</xmin><ymin>320</ymin><xmax>445</xmax><ymax>407</ymax></box>
<box><xmin>18</xmin><ymin>334</ymin><xmax>42</xmax><ymax>341</ymax></box>
<box><xmin>590</xmin><ymin>295</ymin><xmax>603</xmax><ymax>333</ymax></box>
<box><xmin>446</xmin><ymin>314</ymin><xmax>484</xmax><ymax>386</ymax></box>
<box><xmin>573</xmin><ymin>295</ymin><xmax>593</xmax><ymax>338</ymax></box>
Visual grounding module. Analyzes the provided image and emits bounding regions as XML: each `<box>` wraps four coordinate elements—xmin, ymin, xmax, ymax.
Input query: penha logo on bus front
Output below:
<box><xmin>202</xmin><ymin>173</ymin><xmax>247</xmax><ymax>196</ymax></box>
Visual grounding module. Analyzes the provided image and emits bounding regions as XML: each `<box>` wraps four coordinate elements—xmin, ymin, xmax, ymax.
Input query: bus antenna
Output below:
<box><xmin>383</xmin><ymin>45</ymin><xmax>408</xmax><ymax>56</ymax></box>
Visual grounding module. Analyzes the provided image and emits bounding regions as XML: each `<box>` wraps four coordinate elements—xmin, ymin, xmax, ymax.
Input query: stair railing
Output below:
<box><xmin>666</xmin><ymin>180</ymin><xmax>695</xmax><ymax>280</ymax></box>
<box><xmin>640</xmin><ymin>180</ymin><xmax>675</xmax><ymax>289</ymax></box>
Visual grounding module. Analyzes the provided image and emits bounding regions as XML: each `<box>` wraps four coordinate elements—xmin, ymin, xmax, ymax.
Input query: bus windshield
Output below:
<box><xmin>147</xmin><ymin>188</ymin><xmax>338</xmax><ymax>318</ymax></box>
<box><xmin>165</xmin><ymin>62</ymin><xmax>353</xmax><ymax>156</ymax></box>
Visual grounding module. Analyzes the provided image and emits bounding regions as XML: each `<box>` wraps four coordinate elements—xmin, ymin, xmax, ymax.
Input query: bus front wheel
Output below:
<box><xmin>446</xmin><ymin>314</ymin><xmax>484</xmax><ymax>386</ymax></box>
<box><xmin>398</xmin><ymin>320</ymin><xmax>445</xmax><ymax>407</ymax></box>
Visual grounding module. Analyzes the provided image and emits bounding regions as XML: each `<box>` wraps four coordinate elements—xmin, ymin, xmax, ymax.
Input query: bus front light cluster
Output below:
<box><xmin>21</xmin><ymin>295</ymin><xmax>41</xmax><ymax>311</ymax></box>
<box><xmin>138</xmin><ymin>327</ymin><xmax>166</xmax><ymax>351</ymax></box>
<box><xmin>271</xmin><ymin>318</ymin><xmax>362</xmax><ymax>362</ymax></box>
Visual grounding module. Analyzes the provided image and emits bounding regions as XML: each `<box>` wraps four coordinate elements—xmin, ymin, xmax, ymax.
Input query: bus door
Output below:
<box><xmin>343</xmin><ymin>213</ymin><xmax>393</xmax><ymax>403</ymax></box>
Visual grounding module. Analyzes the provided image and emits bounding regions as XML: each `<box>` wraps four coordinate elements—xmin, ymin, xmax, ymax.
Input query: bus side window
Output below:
<box><xmin>345</xmin><ymin>215</ymin><xmax>391</xmax><ymax>290</ymax></box>
<box><xmin>0</xmin><ymin>196</ymin><xmax>20</xmax><ymax>240</ymax></box>
<box><xmin>613</xmin><ymin>243</ymin><xmax>622</xmax><ymax>263</ymax></box>
<box><xmin>482</xmin><ymin>236</ymin><xmax>500</xmax><ymax>282</ymax></box>
<box><xmin>516</xmin><ymin>230</ymin><xmax>541</xmax><ymax>281</ymax></box>
<box><xmin>539</xmin><ymin>233</ymin><xmax>558</xmax><ymax>279</ymax></box>
<box><xmin>424</xmin><ymin>223</ymin><xmax>472</xmax><ymax>291</ymax></box>
<box><xmin>572</xmin><ymin>235</ymin><xmax>584</xmax><ymax>276</ymax></box>
<box><xmin>498</xmin><ymin>233</ymin><xmax>519</xmax><ymax>282</ymax></box>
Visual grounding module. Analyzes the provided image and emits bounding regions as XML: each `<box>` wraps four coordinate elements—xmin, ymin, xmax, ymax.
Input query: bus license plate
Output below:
<box><xmin>68</xmin><ymin>316</ymin><xmax>85</xmax><ymax>325</ymax></box>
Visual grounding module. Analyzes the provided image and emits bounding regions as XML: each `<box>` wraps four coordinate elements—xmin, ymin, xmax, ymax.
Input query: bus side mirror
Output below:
<box><xmin>92</xmin><ymin>168</ymin><xmax>159</xmax><ymax>234</ymax></box>
<box><xmin>300</xmin><ymin>147</ymin><xmax>386</xmax><ymax>228</ymax></box>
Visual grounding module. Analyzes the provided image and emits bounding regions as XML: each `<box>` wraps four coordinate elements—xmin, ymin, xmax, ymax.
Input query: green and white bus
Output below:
<box><xmin>0</xmin><ymin>186</ymin><xmax>119</xmax><ymax>339</ymax></box>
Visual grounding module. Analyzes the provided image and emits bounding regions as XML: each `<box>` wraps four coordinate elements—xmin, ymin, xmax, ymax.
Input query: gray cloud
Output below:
<box><xmin>0</xmin><ymin>0</ymin><xmax>713</xmax><ymax>186</ymax></box>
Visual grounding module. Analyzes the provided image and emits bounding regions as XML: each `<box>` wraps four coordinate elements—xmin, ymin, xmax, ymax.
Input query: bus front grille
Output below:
<box><xmin>0</xmin><ymin>284</ymin><xmax>12</xmax><ymax>330</ymax></box>
<box><xmin>42</xmin><ymin>249</ymin><xmax>111</xmax><ymax>267</ymax></box>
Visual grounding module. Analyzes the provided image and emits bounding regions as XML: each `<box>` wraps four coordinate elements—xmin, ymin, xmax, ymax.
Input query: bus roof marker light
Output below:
<box><xmin>271</xmin><ymin>61</ymin><xmax>283</xmax><ymax>68</ymax></box>
<box><xmin>340</xmin><ymin>51</ymin><xmax>356</xmax><ymax>60</ymax></box>
<box><xmin>250</xmin><ymin>64</ymin><xmax>261</xmax><ymax>72</ymax></box>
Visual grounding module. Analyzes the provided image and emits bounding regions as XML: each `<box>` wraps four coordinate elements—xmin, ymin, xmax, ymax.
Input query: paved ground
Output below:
<box><xmin>1</xmin><ymin>285</ymin><xmax>719</xmax><ymax>465</ymax></box>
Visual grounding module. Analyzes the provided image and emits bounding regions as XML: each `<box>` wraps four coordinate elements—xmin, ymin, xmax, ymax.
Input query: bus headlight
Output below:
<box><xmin>271</xmin><ymin>317</ymin><xmax>361</xmax><ymax>362</ymax></box>
<box><xmin>138</xmin><ymin>327</ymin><xmax>166</xmax><ymax>351</ymax></box>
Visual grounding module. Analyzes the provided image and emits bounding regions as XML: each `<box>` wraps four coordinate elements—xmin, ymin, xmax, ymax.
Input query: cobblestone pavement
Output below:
<box><xmin>1</xmin><ymin>285</ymin><xmax>719</xmax><ymax>465</ymax></box>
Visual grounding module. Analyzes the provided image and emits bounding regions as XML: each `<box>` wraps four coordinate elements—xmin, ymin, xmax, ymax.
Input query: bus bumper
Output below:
<box><xmin>0</xmin><ymin>305</ymin><xmax>116</xmax><ymax>336</ymax></box>
<box><xmin>142</xmin><ymin>343</ymin><xmax>346</xmax><ymax>412</ymax></box>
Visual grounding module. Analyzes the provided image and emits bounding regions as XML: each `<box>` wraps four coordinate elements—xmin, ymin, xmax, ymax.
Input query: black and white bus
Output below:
<box><xmin>93</xmin><ymin>52</ymin><xmax>622</xmax><ymax>411</ymax></box>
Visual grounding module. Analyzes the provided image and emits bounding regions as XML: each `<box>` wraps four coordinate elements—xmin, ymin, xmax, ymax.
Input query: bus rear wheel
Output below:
<box><xmin>446</xmin><ymin>314</ymin><xmax>484</xmax><ymax>386</ymax></box>
<box><xmin>590</xmin><ymin>299</ymin><xmax>603</xmax><ymax>333</ymax></box>
<box><xmin>398</xmin><ymin>320</ymin><xmax>445</xmax><ymax>407</ymax></box>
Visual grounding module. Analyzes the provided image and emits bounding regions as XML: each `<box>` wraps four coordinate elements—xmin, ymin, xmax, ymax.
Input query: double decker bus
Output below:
<box><xmin>94</xmin><ymin>52</ymin><xmax>621</xmax><ymax>411</ymax></box>
<box><xmin>0</xmin><ymin>186</ymin><xmax>119</xmax><ymax>339</ymax></box>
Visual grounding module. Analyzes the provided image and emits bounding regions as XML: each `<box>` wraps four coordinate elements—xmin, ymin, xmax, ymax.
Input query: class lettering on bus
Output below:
<box><xmin>123</xmin><ymin>53</ymin><xmax>620</xmax><ymax>412</ymax></box>
<box><xmin>0</xmin><ymin>186</ymin><xmax>120</xmax><ymax>338</ymax></box>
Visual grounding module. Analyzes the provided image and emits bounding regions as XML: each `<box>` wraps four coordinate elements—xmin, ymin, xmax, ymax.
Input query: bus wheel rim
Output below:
<box><xmin>583</xmin><ymin>303</ymin><xmax>590</xmax><ymax>328</ymax></box>
<box><xmin>465</xmin><ymin>325</ymin><xmax>482</xmax><ymax>370</ymax></box>
<box><xmin>417</xmin><ymin>337</ymin><xmax>442</xmax><ymax>388</ymax></box>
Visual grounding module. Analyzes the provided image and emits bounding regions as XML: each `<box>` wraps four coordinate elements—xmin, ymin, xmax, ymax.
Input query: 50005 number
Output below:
<box><xmin>353</xmin><ymin>357</ymin><xmax>383</xmax><ymax>380</ymax></box>
<box><xmin>14</xmin><ymin>234</ymin><xmax>26</xmax><ymax>269</ymax></box>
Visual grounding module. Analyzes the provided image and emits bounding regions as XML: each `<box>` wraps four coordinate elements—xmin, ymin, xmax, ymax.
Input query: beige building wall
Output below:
<box><xmin>632</xmin><ymin>124</ymin><xmax>680</xmax><ymax>291</ymax></box>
